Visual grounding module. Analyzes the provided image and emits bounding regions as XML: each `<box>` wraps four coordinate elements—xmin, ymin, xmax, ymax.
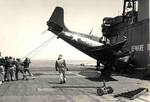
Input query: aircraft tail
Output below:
<box><xmin>47</xmin><ymin>7</ymin><xmax>68</xmax><ymax>33</ymax></box>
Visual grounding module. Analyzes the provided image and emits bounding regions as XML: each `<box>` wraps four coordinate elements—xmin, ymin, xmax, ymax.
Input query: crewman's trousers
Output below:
<box><xmin>58</xmin><ymin>68</ymin><xmax>66</xmax><ymax>82</ymax></box>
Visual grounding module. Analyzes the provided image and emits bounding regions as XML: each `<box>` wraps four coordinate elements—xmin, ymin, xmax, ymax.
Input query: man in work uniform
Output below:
<box><xmin>55</xmin><ymin>54</ymin><xmax>68</xmax><ymax>84</ymax></box>
<box><xmin>4</xmin><ymin>56</ymin><xmax>9</xmax><ymax>81</ymax></box>
<box><xmin>0</xmin><ymin>65</ymin><xmax>4</xmax><ymax>84</ymax></box>
<box><xmin>23</xmin><ymin>58</ymin><xmax>33</xmax><ymax>79</ymax></box>
<box><xmin>7</xmin><ymin>56</ymin><xmax>15</xmax><ymax>81</ymax></box>
<box><xmin>15</xmin><ymin>58</ymin><xmax>25</xmax><ymax>80</ymax></box>
<box><xmin>0</xmin><ymin>52</ymin><xmax>5</xmax><ymax>84</ymax></box>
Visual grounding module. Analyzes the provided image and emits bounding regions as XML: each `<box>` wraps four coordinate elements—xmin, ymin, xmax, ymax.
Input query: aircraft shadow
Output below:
<box><xmin>85</xmin><ymin>77</ymin><xmax>117</xmax><ymax>82</ymax></box>
<box><xmin>126</xmin><ymin>74</ymin><xmax>150</xmax><ymax>81</ymax></box>
<box><xmin>79</xmin><ymin>71</ymin><xmax>118</xmax><ymax>82</ymax></box>
<box><xmin>114</xmin><ymin>69</ymin><xmax>150</xmax><ymax>81</ymax></box>
<box><xmin>33</xmin><ymin>73</ymin><xmax>60</xmax><ymax>76</ymax></box>
<box><xmin>33</xmin><ymin>73</ymin><xmax>44</xmax><ymax>76</ymax></box>
<box><xmin>48</xmin><ymin>81</ymin><xmax>60</xmax><ymax>84</ymax></box>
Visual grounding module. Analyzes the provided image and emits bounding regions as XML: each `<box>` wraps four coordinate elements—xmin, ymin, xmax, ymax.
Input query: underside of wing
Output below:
<box><xmin>110</xmin><ymin>40</ymin><xmax>127</xmax><ymax>52</ymax></box>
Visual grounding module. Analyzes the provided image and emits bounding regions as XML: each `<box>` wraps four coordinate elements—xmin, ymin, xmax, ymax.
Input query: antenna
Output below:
<box><xmin>41</xmin><ymin>29</ymin><xmax>48</xmax><ymax>35</ymax></box>
<box><xmin>89</xmin><ymin>28</ymin><xmax>93</xmax><ymax>35</ymax></box>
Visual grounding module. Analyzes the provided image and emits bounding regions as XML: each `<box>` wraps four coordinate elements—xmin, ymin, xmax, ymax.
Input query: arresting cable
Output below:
<box><xmin>29</xmin><ymin>37</ymin><xmax>54</xmax><ymax>59</ymax></box>
<box><xmin>22</xmin><ymin>34</ymin><xmax>56</xmax><ymax>59</ymax></box>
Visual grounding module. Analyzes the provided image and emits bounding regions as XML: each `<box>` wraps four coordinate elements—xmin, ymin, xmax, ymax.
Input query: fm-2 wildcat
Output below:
<box><xmin>46</xmin><ymin>7</ymin><xmax>134</xmax><ymax>77</ymax></box>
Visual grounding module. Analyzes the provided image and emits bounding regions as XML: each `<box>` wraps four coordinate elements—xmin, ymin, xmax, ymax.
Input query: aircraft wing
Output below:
<box><xmin>91</xmin><ymin>39</ymin><xmax>127</xmax><ymax>53</ymax></box>
<box><xmin>89</xmin><ymin>40</ymin><xmax>128</xmax><ymax>61</ymax></box>
<box><xmin>90</xmin><ymin>45</ymin><xmax>109</xmax><ymax>53</ymax></box>
<box><xmin>89</xmin><ymin>44</ymin><xmax>114</xmax><ymax>62</ymax></box>
<box><xmin>110</xmin><ymin>40</ymin><xmax>127</xmax><ymax>52</ymax></box>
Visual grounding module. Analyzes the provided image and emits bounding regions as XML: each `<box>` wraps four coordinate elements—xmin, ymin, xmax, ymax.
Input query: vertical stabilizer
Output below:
<box><xmin>47</xmin><ymin>7</ymin><xmax>68</xmax><ymax>33</ymax></box>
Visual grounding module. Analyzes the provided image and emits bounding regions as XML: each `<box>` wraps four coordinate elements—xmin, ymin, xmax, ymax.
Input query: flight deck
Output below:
<box><xmin>0</xmin><ymin>63</ymin><xmax>149</xmax><ymax>102</ymax></box>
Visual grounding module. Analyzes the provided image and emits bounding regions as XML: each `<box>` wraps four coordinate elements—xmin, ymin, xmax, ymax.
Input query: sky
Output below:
<box><xmin>0</xmin><ymin>0</ymin><xmax>123</xmax><ymax>60</ymax></box>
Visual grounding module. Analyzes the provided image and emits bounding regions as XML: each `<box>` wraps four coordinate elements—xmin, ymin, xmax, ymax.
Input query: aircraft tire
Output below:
<box><xmin>97</xmin><ymin>88</ymin><xmax>104</xmax><ymax>96</ymax></box>
<box><xmin>106</xmin><ymin>86</ymin><xmax>113</xmax><ymax>94</ymax></box>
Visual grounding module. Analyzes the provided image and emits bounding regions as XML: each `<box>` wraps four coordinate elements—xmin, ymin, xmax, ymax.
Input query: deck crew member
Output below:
<box><xmin>15</xmin><ymin>58</ymin><xmax>25</xmax><ymax>80</ymax></box>
<box><xmin>23</xmin><ymin>58</ymin><xmax>33</xmax><ymax>79</ymax></box>
<box><xmin>0</xmin><ymin>53</ymin><xmax>5</xmax><ymax>84</ymax></box>
<box><xmin>7</xmin><ymin>56</ymin><xmax>15</xmax><ymax>81</ymax></box>
<box><xmin>0</xmin><ymin>65</ymin><xmax>4</xmax><ymax>84</ymax></box>
<box><xmin>55</xmin><ymin>54</ymin><xmax>68</xmax><ymax>84</ymax></box>
<box><xmin>4</xmin><ymin>56</ymin><xmax>9</xmax><ymax>81</ymax></box>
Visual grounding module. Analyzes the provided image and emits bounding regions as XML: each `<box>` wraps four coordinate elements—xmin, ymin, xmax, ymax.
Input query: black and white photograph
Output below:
<box><xmin>0</xmin><ymin>0</ymin><xmax>149</xmax><ymax>102</ymax></box>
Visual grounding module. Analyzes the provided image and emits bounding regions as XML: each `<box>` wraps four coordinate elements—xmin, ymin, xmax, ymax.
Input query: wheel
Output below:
<box><xmin>97</xmin><ymin>88</ymin><xmax>104</xmax><ymax>96</ymax></box>
<box><xmin>106</xmin><ymin>86</ymin><xmax>113</xmax><ymax>94</ymax></box>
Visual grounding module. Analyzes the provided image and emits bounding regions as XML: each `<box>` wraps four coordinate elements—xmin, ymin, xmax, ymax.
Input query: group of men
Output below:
<box><xmin>0</xmin><ymin>53</ymin><xmax>68</xmax><ymax>85</ymax></box>
<box><xmin>0</xmin><ymin>52</ymin><xmax>33</xmax><ymax>85</ymax></box>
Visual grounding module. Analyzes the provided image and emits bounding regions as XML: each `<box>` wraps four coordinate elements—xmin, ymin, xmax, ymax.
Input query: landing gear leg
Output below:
<box><xmin>96</xmin><ymin>61</ymin><xmax>100</xmax><ymax>71</ymax></box>
<box><xmin>97</xmin><ymin>80</ymin><xmax>114</xmax><ymax>96</ymax></box>
<box><xmin>101</xmin><ymin>65</ymin><xmax>112</xmax><ymax>78</ymax></box>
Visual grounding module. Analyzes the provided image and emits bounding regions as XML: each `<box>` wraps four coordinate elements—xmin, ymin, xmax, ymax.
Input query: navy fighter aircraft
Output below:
<box><xmin>47</xmin><ymin>7</ymin><xmax>133</xmax><ymax>76</ymax></box>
